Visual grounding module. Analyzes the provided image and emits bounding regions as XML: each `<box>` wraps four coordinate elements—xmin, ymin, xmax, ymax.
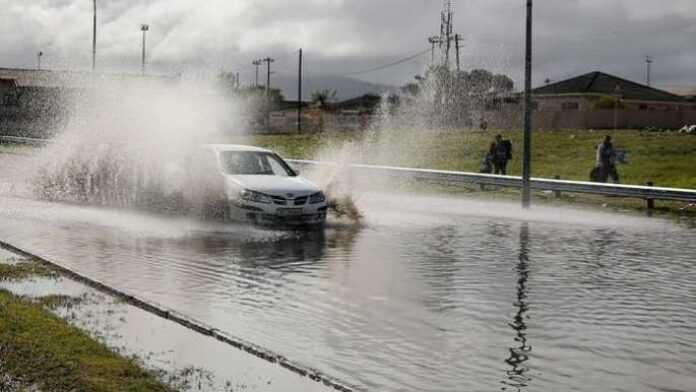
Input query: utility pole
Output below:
<box><xmin>263</xmin><ymin>57</ymin><xmax>275</xmax><ymax>132</ymax></box>
<box><xmin>646</xmin><ymin>56</ymin><xmax>653</xmax><ymax>87</ymax></box>
<box><xmin>455</xmin><ymin>34</ymin><xmax>462</xmax><ymax>72</ymax></box>
<box><xmin>37</xmin><ymin>52</ymin><xmax>43</xmax><ymax>70</ymax></box>
<box><xmin>522</xmin><ymin>0</ymin><xmax>533</xmax><ymax>209</ymax></box>
<box><xmin>252</xmin><ymin>60</ymin><xmax>261</xmax><ymax>87</ymax></box>
<box><xmin>92</xmin><ymin>0</ymin><xmax>97</xmax><ymax>71</ymax></box>
<box><xmin>428</xmin><ymin>36</ymin><xmax>441</xmax><ymax>66</ymax></box>
<box><xmin>140</xmin><ymin>24</ymin><xmax>149</xmax><ymax>75</ymax></box>
<box><xmin>298</xmin><ymin>48</ymin><xmax>303</xmax><ymax>133</ymax></box>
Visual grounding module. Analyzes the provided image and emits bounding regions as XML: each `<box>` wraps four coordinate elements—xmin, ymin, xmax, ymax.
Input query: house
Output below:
<box><xmin>486</xmin><ymin>71</ymin><xmax>696</xmax><ymax>130</ymax></box>
<box><xmin>532</xmin><ymin>71</ymin><xmax>691</xmax><ymax>112</ymax></box>
<box><xmin>325</xmin><ymin>94</ymin><xmax>382</xmax><ymax>114</ymax></box>
<box><xmin>265</xmin><ymin>94</ymin><xmax>382</xmax><ymax>134</ymax></box>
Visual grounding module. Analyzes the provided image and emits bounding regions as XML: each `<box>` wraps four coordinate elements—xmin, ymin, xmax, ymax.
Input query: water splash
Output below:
<box><xmin>30</xmin><ymin>76</ymin><xmax>247</xmax><ymax>214</ymax></box>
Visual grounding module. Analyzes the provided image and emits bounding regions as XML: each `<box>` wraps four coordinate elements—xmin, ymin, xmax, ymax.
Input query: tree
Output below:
<box><xmin>401</xmin><ymin>82</ymin><xmax>420</xmax><ymax>96</ymax></box>
<box><xmin>311</xmin><ymin>89</ymin><xmax>337</xmax><ymax>107</ymax></box>
<box><xmin>397</xmin><ymin>65</ymin><xmax>515</xmax><ymax>128</ymax></box>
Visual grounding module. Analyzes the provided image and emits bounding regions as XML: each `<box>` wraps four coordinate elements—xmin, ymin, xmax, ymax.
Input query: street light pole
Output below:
<box><xmin>614</xmin><ymin>84</ymin><xmax>622</xmax><ymax>131</ymax></box>
<box><xmin>92</xmin><ymin>0</ymin><xmax>97</xmax><ymax>71</ymax></box>
<box><xmin>263</xmin><ymin>57</ymin><xmax>275</xmax><ymax>132</ymax></box>
<box><xmin>140</xmin><ymin>24</ymin><xmax>149</xmax><ymax>75</ymax></box>
<box><xmin>298</xmin><ymin>48</ymin><xmax>303</xmax><ymax>133</ymax></box>
<box><xmin>522</xmin><ymin>0</ymin><xmax>533</xmax><ymax>209</ymax></box>
<box><xmin>252</xmin><ymin>60</ymin><xmax>262</xmax><ymax>87</ymax></box>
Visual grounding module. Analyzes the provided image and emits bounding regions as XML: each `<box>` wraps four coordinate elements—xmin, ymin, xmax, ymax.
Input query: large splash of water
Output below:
<box><xmin>30</xmin><ymin>76</ymin><xmax>248</xmax><ymax>213</ymax></box>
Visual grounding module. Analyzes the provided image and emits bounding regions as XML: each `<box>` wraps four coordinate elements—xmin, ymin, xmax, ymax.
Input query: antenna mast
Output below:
<box><xmin>440</xmin><ymin>0</ymin><xmax>454</xmax><ymax>67</ymax></box>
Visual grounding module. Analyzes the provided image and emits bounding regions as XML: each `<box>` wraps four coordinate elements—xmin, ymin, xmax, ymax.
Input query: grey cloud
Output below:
<box><xmin>0</xmin><ymin>0</ymin><xmax>694</xmax><ymax>90</ymax></box>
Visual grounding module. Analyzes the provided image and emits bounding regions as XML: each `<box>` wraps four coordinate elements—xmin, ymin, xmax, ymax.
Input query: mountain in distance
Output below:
<box><xmin>268</xmin><ymin>73</ymin><xmax>395</xmax><ymax>102</ymax></box>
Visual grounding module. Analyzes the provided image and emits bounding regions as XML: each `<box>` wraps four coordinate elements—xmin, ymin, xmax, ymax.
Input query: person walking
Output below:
<box><xmin>595</xmin><ymin>135</ymin><xmax>620</xmax><ymax>183</ymax></box>
<box><xmin>493</xmin><ymin>134</ymin><xmax>512</xmax><ymax>175</ymax></box>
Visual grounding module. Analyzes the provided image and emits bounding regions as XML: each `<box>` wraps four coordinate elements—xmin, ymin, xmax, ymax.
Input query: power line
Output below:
<box><xmin>339</xmin><ymin>48</ymin><xmax>430</xmax><ymax>77</ymax></box>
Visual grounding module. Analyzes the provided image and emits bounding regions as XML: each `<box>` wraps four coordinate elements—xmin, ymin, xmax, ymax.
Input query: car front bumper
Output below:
<box><xmin>230</xmin><ymin>201</ymin><xmax>328</xmax><ymax>226</ymax></box>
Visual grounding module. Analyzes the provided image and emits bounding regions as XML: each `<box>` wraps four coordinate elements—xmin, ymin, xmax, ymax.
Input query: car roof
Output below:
<box><xmin>203</xmin><ymin>144</ymin><xmax>274</xmax><ymax>153</ymax></box>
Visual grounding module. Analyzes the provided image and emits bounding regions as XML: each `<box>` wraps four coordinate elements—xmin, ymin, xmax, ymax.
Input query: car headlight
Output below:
<box><xmin>239</xmin><ymin>189</ymin><xmax>273</xmax><ymax>204</ymax></box>
<box><xmin>309</xmin><ymin>191</ymin><xmax>326</xmax><ymax>204</ymax></box>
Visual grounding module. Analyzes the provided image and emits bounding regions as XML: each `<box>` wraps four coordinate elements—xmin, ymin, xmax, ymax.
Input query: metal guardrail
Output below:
<box><xmin>2</xmin><ymin>135</ymin><xmax>695</xmax><ymax>205</ymax></box>
<box><xmin>288</xmin><ymin>159</ymin><xmax>696</xmax><ymax>205</ymax></box>
<box><xmin>0</xmin><ymin>135</ymin><xmax>52</xmax><ymax>146</ymax></box>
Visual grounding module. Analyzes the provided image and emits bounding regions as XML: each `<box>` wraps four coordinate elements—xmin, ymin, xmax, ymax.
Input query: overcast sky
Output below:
<box><xmin>1</xmin><ymin>0</ymin><xmax>694</xmax><ymax>89</ymax></box>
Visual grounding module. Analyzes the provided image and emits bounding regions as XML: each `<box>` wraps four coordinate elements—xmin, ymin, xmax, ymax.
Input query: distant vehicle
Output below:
<box><xmin>187</xmin><ymin>144</ymin><xmax>328</xmax><ymax>226</ymax></box>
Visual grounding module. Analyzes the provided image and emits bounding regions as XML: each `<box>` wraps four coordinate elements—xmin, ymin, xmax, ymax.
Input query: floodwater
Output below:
<box><xmin>1</xmin><ymin>173</ymin><xmax>696</xmax><ymax>391</ymax></box>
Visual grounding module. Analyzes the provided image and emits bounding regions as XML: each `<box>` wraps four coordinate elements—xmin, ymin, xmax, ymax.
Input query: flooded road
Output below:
<box><xmin>1</xmin><ymin>190</ymin><xmax>695</xmax><ymax>391</ymax></box>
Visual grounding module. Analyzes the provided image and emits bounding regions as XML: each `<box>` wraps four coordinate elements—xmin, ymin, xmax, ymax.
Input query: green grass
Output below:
<box><xmin>0</xmin><ymin>261</ymin><xmax>171</xmax><ymax>392</ymax></box>
<box><xmin>0</xmin><ymin>261</ymin><xmax>57</xmax><ymax>281</ymax></box>
<box><xmin>236</xmin><ymin>129</ymin><xmax>696</xmax><ymax>189</ymax></box>
<box><xmin>223</xmin><ymin>128</ymin><xmax>696</xmax><ymax>215</ymax></box>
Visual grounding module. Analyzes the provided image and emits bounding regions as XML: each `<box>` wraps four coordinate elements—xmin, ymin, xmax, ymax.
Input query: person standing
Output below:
<box><xmin>596</xmin><ymin>135</ymin><xmax>620</xmax><ymax>183</ymax></box>
<box><xmin>493</xmin><ymin>134</ymin><xmax>512</xmax><ymax>175</ymax></box>
<box><xmin>480</xmin><ymin>142</ymin><xmax>496</xmax><ymax>174</ymax></box>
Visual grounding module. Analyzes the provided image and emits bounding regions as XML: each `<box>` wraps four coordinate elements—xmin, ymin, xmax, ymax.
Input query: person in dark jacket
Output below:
<box><xmin>595</xmin><ymin>135</ymin><xmax>620</xmax><ymax>183</ymax></box>
<box><xmin>480</xmin><ymin>142</ymin><xmax>496</xmax><ymax>174</ymax></box>
<box><xmin>493</xmin><ymin>134</ymin><xmax>512</xmax><ymax>175</ymax></box>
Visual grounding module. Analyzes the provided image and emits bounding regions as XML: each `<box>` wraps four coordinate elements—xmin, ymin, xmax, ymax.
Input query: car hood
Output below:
<box><xmin>225</xmin><ymin>175</ymin><xmax>321</xmax><ymax>197</ymax></box>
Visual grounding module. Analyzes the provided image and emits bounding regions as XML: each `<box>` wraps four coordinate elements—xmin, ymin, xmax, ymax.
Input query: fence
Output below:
<box><xmin>287</xmin><ymin>159</ymin><xmax>696</xmax><ymax>208</ymax></box>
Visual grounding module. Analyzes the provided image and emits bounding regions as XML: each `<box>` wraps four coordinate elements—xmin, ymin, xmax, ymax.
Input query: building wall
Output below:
<box><xmin>0</xmin><ymin>85</ymin><xmax>74</xmax><ymax>137</ymax></box>
<box><xmin>485</xmin><ymin>107</ymin><xmax>696</xmax><ymax>130</ymax></box>
<box><xmin>485</xmin><ymin>94</ymin><xmax>696</xmax><ymax>130</ymax></box>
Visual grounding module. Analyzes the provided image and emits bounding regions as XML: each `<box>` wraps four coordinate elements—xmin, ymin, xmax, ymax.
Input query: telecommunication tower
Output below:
<box><xmin>440</xmin><ymin>0</ymin><xmax>455</xmax><ymax>67</ymax></box>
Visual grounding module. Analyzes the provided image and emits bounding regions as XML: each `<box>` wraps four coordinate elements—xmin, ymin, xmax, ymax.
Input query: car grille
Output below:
<box><xmin>271</xmin><ymin>196</ymin><xmax>287</xmax><ymax>206</ymax></box>
<box><xmin>270</xmin><ymin>195</ymin><xmax>309</xmax><ymax>206</ymax></box>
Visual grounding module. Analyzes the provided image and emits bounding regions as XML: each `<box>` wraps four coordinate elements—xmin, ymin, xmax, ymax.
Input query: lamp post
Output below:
<box><xmin>140</xmin><ymin>24</ymin><xmax>149</xmax><ymax>75</ymax></box>
<box><xmin>613</xmin><ymin>84</ymin><xmax>622</xmax><ymax>131</ymax></box>
<box><xmin>92</xmin><ymin>0</ymin><xmax>97</xmax><ymax>70</ymax></box>
<box><xmin>37</xmin><ymin>52</ymin><xmax>43</xmax><ymax>70</ymax></box>
<box><xmin>522</xmin><ymin>0</ymin><xmax>533</xmax><ymax>209</ymax></box>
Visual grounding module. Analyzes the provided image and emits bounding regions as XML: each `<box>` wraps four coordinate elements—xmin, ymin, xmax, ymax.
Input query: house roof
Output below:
<box><xmin>276</xmin><ymin>100</ymin><xmax>310</xmax><ymax>111</ymax></box>
<box><xmin>533</xmin><ymin>71</ymin><xmax>686</xmax><ymax>102</ymax></box>
<box><xmin>331</xmin><ymin>94</ymin><xmax>381</xmax><ymax>110</ymax></box>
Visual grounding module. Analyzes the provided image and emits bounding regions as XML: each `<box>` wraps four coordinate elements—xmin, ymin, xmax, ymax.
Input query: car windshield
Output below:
<box><xmin>219</xmin><ymin>151</ymin><xmax>297</xmax><ymax>177</ymax></box>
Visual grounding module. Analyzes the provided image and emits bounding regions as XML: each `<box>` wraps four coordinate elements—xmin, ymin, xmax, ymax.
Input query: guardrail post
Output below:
<box><xmin>646</xmin><ymin>181</ymin><xmax>655</xmax><ymax>210</ymax></box>
<box><xmin>554</xmin><ymin>175</ymin><xmax>561</xmax><ymax>198</ymax></box>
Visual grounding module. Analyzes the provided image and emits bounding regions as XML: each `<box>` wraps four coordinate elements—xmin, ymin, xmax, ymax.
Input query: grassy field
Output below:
<box><xmin>0</xmin><ymin>259</ymin><xmax>171</xmax><ymax>392</ymax></box>
<box><xmin>240</xmin><ymin>129</ymin><xmax>696</xmax><ymax>189</ymax></box>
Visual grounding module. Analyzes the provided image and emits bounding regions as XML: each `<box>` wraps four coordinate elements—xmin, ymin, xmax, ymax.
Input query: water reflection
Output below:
<box><xmin>502</xmin><ymin>223</ymin><xmax>532</xmax><ymax>391</ymax></box>
<box><xmin>3</xmin><ymin>192</ymin><xmax>696</xmax><ymax>392</ymax></box>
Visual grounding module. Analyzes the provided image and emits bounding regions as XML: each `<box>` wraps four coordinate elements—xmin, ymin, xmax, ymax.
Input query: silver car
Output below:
<box><xmin>189</xmin><ymin>144</ymin><xmax>328</xmax><ymax>226</ymax></box>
